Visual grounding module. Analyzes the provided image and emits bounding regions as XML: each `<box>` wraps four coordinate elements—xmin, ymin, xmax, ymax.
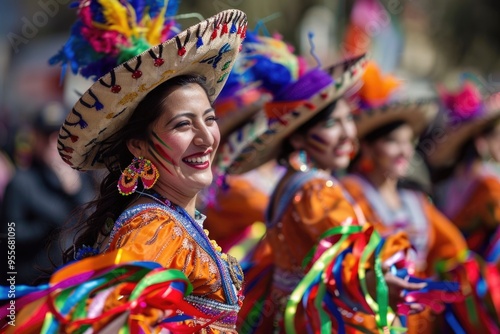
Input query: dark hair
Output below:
<box><xmin>363</xmin><ymin>120</ymin><xmax>407</xmax><ymax>142</ymax></box>
<box><xmin>277</xmin><ymin>99</ymin><xmax>340</xmax><ymax>165</ymax></box>
<box><xmin>60</xmin><ymin>74</ymin><xmax>209</xmax><ymax>263</ymax></box>
<box><xmin>456</xmin><ymin>116</ymin><xmax>500</xmax><ymax>164</ymax></box>
<box><xmin>349</xmin><ymin>120</ymin><xmax>408</xmax><ymax>172</ymax></box>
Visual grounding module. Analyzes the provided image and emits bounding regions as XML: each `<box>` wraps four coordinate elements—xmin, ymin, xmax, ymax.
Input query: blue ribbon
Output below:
<box><xmin>333</xmin><ymin>247</ymin><xmax>368</xmax><ymax>313</ymax></box>
<box><xmin>444</xmin><ymin>305</ymin><xmax>466</xmax><ymax>334</ymax></box>
<box><xmin>324</xmin><ymin>291</ymin><xmax>345</xmax><ymax>334</ymax></box>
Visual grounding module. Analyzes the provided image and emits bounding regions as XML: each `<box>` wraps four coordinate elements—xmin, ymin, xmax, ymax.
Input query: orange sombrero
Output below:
<box><xmin>426</xmin><ymin>80</ymin><xmax>500</xmax><ymax>167</ymax></box>
<box><xmin>52</xmin><ymin>1</ymin><xmax>247</xmax><ymax>170</ymax></box>
<box><xmin>218</xmin><ymin>54</ymin><xmax>368</xmax><ymax>175</ymax></box>
<box><xmin>351</xmin><ymin>61</ymin><xmax>439</xmax><ymax>139</ymax></box>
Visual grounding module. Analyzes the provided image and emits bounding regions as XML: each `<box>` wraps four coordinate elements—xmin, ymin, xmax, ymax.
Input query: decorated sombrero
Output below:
<box><xmin>426</xmin><ymin>80</ymin><xmax>500</xmax><ymax>167</ymax></box>
<box><xmin>51</xmin><ymin>0</ymin><xmax>247</xmax><ymax>170</ymax></box>
<box><xmin>351</xmin><ymin>61</ymin><xmax>439</xmax><ymax>139</ymax></box>
<box><xmin>215</xmin><ymin>31</ymin><xmax>303</xmax><ymax>139</ymax></box>
<box><xmin>218</xmin><ymin>54</ymin><xmax>368</xmax><ymax>175</ymax></box>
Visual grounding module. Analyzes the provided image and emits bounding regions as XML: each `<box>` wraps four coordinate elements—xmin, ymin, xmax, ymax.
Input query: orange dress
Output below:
<box><xmin>341</xmin><ymin>174</ymin><xmax>497</xmax><ymax>333</ymax></box>
<box><xmin>202</xmin><ymin>176</ymin><xmax>268</xmax><ymax>252</ymax></box>
<box><xmin>434</xmin><ymin>166</ymin><xmax>500</xmax><ymax>329</ymax></box>
<box><xmin>434</xmin><ymin>168</ymin><xmax>500</xmax><ymax>259</ymax></box>
<box><xmin>104</xmin><ymin>202</ymin><xmax>243</xmax><ymax>333</ymax></box>
<box><xmin>8</xmin><ymin>202</ymin><xmax>244</xmax><ymax>334</ymax></box>
<box><xmin>342</xmin><ymin>174</ymin><xmax>467</xmax><ymax>277</ymax></box>
<box><xmin>239</xmin><ymin>170</ymin><xmax>413</xmax><ymax>333</ymax></box>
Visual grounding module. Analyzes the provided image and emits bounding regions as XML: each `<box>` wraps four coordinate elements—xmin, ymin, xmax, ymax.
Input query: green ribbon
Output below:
<box><xmin>41</xmin><ymin>287</ymin><xmax>73</xmax><ymax>333</ymax></box>
<box><xmin>130</xmin><ymin>269</ymin><xmax>192</xmax><ymax>300</ymax></box>
<box><xmin>302</xmin><ymin>225</ymin><xmax>363</xmax><ymax>268</ymax></box>
<box><xmin>38</xmin><ymin>264</ymin><xmax>192</xmax><ymax>334</ymax></box>
<box><xmin>358</xmin><ymin>230</ymin><xmax>403</xmax><ymax>333</ymax></box>
<box><xmin>359</xmin><ymin>229</ymin><xmax>382</xmax><ymax>314</ymax></box>
<box><xmin>285</xmin><ymin>225</ymin><xmax>362</xmax><ymax>334</ymax></box>
<box><xmin>287</xmin><ymin>224</ymin><xmax>407</xmax><ymax>334</ymax></box>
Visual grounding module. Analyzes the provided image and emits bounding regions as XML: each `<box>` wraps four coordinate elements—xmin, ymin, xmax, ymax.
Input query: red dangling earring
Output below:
<box><xmin>358</xmin><ymin>155</ymin><xmax>375</xmax><ymax>174</ymax></box>
<box><xmin>118</xmin><ymin>156</ymin><xmax>160</xmax><ymax>195</ymax></box>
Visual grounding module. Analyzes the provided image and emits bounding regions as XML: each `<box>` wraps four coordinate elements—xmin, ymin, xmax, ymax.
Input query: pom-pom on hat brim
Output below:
<box><xmin>426</xmin><ymin>92</ymin><xmax>500</xmax><ymax>167</ymax></box>
<box><xmin>58</xmin><ymin>9</ymin><xmax>248</xmax><ymax>171</ymax></box>
<box><xmin>218</xmin><ymin>54</ymin><xmax>368</xmax><ymax>175</ymax></box>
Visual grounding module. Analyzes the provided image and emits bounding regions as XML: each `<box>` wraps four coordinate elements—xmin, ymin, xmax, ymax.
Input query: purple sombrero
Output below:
<box><xmin>218</xmin><ymin>54</ymin><xmax>368</xmax><ymax>175</ymax></box>
<box><xmin>215</xmin><ymin>31</ymin><xmax>302</xmax><ymax>140</ymax></box>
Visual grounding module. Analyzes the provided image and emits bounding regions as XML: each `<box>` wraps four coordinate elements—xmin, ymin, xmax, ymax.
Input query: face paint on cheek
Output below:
<box><xmin>306</xmin><ymin>133</ymin><xmax>329</xmax><ymax>153</ymax></box>
<box><xmin>148</xmin><ymin>131</ymin><xmax>177</xmax><ymax>175</ymax></box>
<box><xmin>148</xmin><ymin>146</ymin><xmax>173</xmax><ymax>175</ymax></box>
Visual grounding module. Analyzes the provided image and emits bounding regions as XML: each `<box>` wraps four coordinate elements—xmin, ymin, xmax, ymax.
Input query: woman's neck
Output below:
<box><xmin>454</xmin><ymin>158</ymin><xmax>484</xmax><ymax>178</ymax></box>
<box><xmin>363</xmin><ymin>169</ymin><xmax>400</xmax><ymax>209</ymax></box>
<box><xmin>152</xmin><ymin>184</ymin><xmax>198</xmax><ymax>217</ymax></box>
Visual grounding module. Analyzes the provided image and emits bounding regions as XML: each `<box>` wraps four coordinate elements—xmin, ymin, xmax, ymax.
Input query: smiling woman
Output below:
<box><xmin>122</xmin><ymin>78</ymin><xmax>221</xmax><ymax>215</ymax></box>
<box><xmin>0</xmin><ymin>1</ymin><xmax>248</xmax><ymax>333</ymax></box>
<box><xmin>341</xmin><ymin>62</ymin><xmax>498</xmax><ymax>333</ymax></box>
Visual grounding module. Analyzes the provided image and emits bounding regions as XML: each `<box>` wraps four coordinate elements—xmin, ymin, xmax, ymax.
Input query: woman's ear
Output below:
<box><xmin>288</xmin><ymin>133</ymin><xmax>305</xmax><ymax>151</ymax></box>
<box><xmin>126</xmin><ymin>138</ymin><xmax>147</xmax><ymax>158</ymax></box>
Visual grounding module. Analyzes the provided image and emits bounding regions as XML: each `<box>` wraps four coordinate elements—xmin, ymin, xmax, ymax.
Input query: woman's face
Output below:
<box><xmin>484</xmin><ymin>121</ymin><xmax>500</xmax><ymax>163</ymax></box>
<box><xmin>147</xmin><ymin>83</ymin><xmax>220</xmax><ymax>195</ymax></box>
<box><xmin>364</xmin><ymin>124</ymin><xmax>415</xmax><ymax>179</ymax></box>
<box><xmin>300</xmin><ymin>99</ymin><xmax>357</xmax><ymax>171</ymax></box>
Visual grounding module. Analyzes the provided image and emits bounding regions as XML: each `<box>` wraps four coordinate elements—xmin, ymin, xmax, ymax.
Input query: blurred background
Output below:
<box><xmin>2</xmin><ymin>0</ymin><xmax>500</xmax><ymax>193</ymax></box>
<box><xmin>0</xmin><ymin>0</ymin><xmax>499</xmax><ymax>281</ymax></box>
<box><xmin>2</xmin><ymin>0</ymin><xmax>500</xmax><ymax>127</ymax></box>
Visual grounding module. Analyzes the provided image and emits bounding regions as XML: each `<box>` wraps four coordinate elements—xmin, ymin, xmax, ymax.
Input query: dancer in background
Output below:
<box><xmin>428</xmin><ymin>80</ymin><xmax>500</xmax><ymax>261</ymax></box>
<box><xmin>219</xmin><ymin>54</ymin><xmax>449</xmax><ymax>333</ymax></box>
<box><xmin>342</xmin><ymin>63</ymin><xmax>499</xmax><ymax>332</ymax></box>
<box><xmin>427</xmin><ymin>79</ymin><xmax>500</xmax><ymax>326</ymax></box>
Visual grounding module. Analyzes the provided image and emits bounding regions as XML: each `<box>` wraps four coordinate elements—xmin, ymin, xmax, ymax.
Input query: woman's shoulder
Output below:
<box><xmin>475</xmin><ymin>174</ymin><xmax>500</xmax><ymax>192</ymax></box>
<box><xmin>284</xmin><ymin>171</ymin><xmax>346</xmax><ymax>208</ymax></box>
<box><xmin>339</xmin><ymin>174</ymin><xmax>364</xmax><ymax>192</ymax></box>
<box><xmin>115</xmin><ymin>202</ymin><xmax>178</xmax><ymax>226</ymax></box>
<box><xmin>110</xmin><ymin>203</ymin><xmax>184</xmax><ymax>242</ymax></box>
<box><xmin>268</xmin><ymin>171</ymin><xmax>344</xmax><ymax>224</ymax></box>
<box><xmin>288</xmin><ymin>170</ymin><xmax>340</xmax><ymax>191</ymax></box>
<box><xmin>106</xmin><ymin>203</ymin><xmax>201</xmax><ymax>254</ymax></box>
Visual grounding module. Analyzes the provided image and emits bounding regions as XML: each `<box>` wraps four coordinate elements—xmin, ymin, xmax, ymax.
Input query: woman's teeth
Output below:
<box><xmin>184</xmin><ymin>155</ymin><xmax>209</xmax><ymax>164</ymax></box>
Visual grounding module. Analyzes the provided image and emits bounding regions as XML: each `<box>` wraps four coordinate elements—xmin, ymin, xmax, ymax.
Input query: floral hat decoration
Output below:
<box><xmin>217</xmin><ymin>53</ymin><xmax>368</xmax><ymax>175</ymax></box>
<box><xmin>350</xmin><ymin>61</ymin><xmax>439</xmax><ymax>139</ymax></box>
<box><xmin>426</xmin><ymin>78</ymin><xmax>500</xmax><ymax>167</ymax></box>
<box><xmin>215</xmin><ymin>30</ymin><xmax>305</xmax><ymax>140</ymax></box>
<box><xmin>51</xmin><ymin>0</ymin><xmax>247</xmax><ymax>170</ymax></box>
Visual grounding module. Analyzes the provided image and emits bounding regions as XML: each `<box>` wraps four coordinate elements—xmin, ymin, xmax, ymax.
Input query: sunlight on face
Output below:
<box><xmin>303</xmin><ymin>99</ymin><xmax>357</xmax><ymax>171</ymax></box>
<box><xmin>148</xmin><ymin>83</ymin><xmax>220</xmax><ymax>196</ymax></box>
<box><xmin>367</xmin><ymin>124</ymin><xmax>415</xmax><ymax>179</ymax></box>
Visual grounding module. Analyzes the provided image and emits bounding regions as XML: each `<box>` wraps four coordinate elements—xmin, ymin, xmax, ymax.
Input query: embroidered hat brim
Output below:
<box><xmin>216</xmin><ymin>88</ymin><xmax>270</xmax><ymax>140</ymax></box>
<box><xmin>426</xmin><ymin>92</ymin><xmax>500</xmax><ymax>167</ymax></box>
<box><xmin>354</xmin><ymin>99</ymin><xmax>439</xmax><ymax>139</ymax></box>
<box><xmin>218</xmin><ymin>54</ymin><xmax>368</xmax><ymax>175</ymax></box>
<box><xmin>58</xmin><ymin>9</ymin><xmax>247</xmax><ymax>171</ymax></box>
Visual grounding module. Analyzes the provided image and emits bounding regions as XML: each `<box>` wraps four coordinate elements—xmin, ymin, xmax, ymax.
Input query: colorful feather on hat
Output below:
<box><xmin>50</xmin><ymin>0</ymin><xmax>180</xmax><ymax>81</ymax></box>
<box><xmin>355</xmin><ymin>60</ymin><xmax>401</xmax><ymax>109</ymax></box>
<box><xmin>230</xmin><ymin>31</ymin><xmax>305</xmax><ymax>98</ymax></box>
